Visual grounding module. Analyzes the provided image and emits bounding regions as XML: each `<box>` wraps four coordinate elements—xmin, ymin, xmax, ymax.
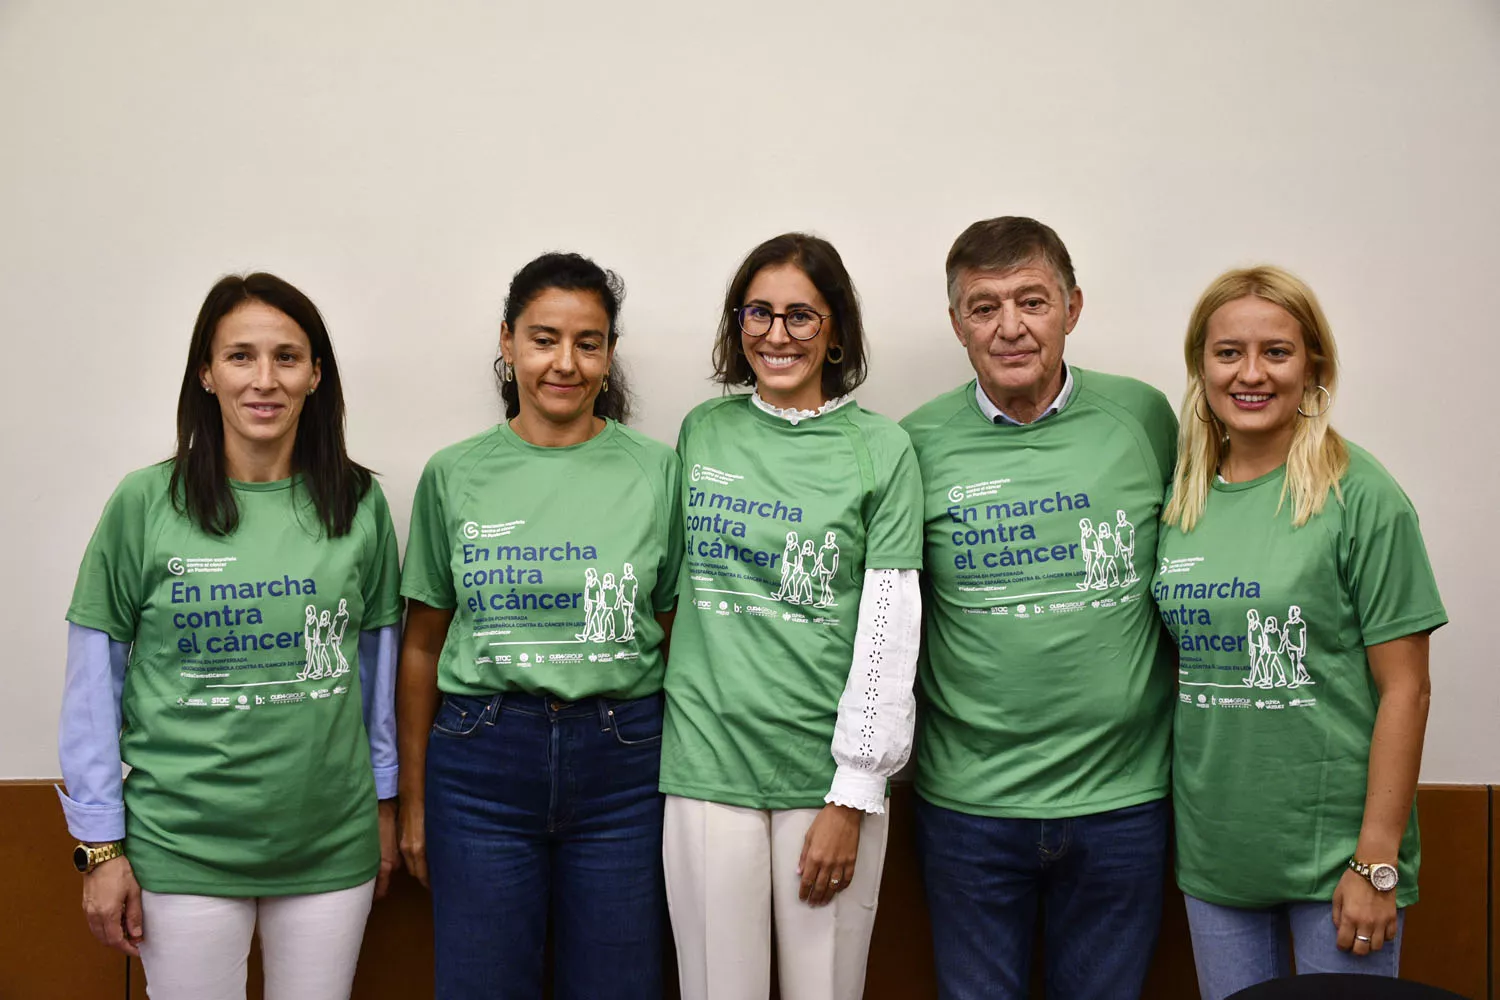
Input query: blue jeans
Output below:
<box><xmin>1183</xmin><ymin>894</ymin><xmax>1404</xmax><ymax>1000</ymax></box>
<box><xmin>916</xmin><ymin>795</ymin><xmax>1169</xmax><ymax>1000</ymax></box>
<box><xmin>425</xmin><ymin>691</ymin><xmax>665</xmax><ymax>1000</ymax></box>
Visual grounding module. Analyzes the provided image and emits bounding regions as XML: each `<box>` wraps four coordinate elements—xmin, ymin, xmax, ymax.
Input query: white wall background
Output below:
<box><xmin>1</xmin><ymin>1</ymin><xmax>1495</xmax><ymax>781</ymax></box>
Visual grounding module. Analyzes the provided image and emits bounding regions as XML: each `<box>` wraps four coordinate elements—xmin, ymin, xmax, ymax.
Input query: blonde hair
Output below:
<box><xmin>1163</xmin><ymin>265</ymin><xmax>1348</xmax><ymax>532</ymax></box>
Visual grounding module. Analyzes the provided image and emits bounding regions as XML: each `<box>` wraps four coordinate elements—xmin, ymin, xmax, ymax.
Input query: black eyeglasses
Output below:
<box><xmin>736</xmin><ymin>305</ymin><xmax>829</xmax><ymax>341</ymax></box>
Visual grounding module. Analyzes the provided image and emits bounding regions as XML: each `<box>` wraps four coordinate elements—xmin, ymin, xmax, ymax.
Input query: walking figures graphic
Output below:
<box><xmin>576</xmin><ymin>563</ymin><xmax>641</xmax><ymax>643</ymax></box>
<box><xmin>813</xmin><ymin>531</ymin><xmax>840</xmax><ymax>608</ymax></box>
<box><xmin>1243</xmin><ymin>605</ymin><xmax>1314</xmax><ymax>689</ymax></box>
<box><xmin>297</xmin><ymin>598</ymin><xmax>351</xmax><ymax>681</ymax></box>
<box><xmin>1078</xmin><ymin>510</ymin><xmax>1136</xmax><ymax>591</ymax></box>
<box><xmin>771</xmin><ymin>529</ymin><xmax>841</xmax><ymax>607</ymax></box>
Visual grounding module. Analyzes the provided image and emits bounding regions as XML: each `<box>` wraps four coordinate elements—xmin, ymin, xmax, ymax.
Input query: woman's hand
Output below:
<box><xmin>399</xmin><ymin>794</ymin><xmax>428</xmax><ymax>888</ymax></box>
<box><xmin>82</xmin><ymin>855</ymin><xmax>143</xmax><ymax>956</ymax></box>
<box><xmin>375</xmin><ymin>799</ymin><xmax>401</xmax><ymax>899</ymax></box>
<box><xmin>1332</xmin><ymin>868</ymin><xmax>1398</xmax><ymax>955</ymax></box>
<box><xmin>395</xmin><ymin>601</ymin><xmax>450</xmax><ymax>892</ymax></box>
<box><xmin>798</xmin><ymin>804</ymin><xmax>862</xmax><ymax>907</ymax></box>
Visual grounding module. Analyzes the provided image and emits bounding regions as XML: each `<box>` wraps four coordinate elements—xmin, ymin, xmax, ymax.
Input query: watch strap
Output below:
<box><xmin>75</xmin><ymin>841</ymin><xmax>124</xmax><ymax>873</ymax></box>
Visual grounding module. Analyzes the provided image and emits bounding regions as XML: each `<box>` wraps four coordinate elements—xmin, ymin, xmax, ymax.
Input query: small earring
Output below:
<box><xmin>601</xmin><ymin>370</ymin><xmax>611</xmax><ymax>394</ymax></box>
<box><xmin>307</xmin><ymin>386</ymin><xmax>316</xmax><ymax>396</ymax></box>
<box><xmin>825</xmin><ymin>345</ymin><xmax>844</xmax><ymax>364</ymax></box>
<box><xmin>1193</xmin><ymin>393</ymin><xmax>1216</xmax><ymax>424</ymax></box>
<box><xmin>502</xmin><ymin>362</ymin><xmax>515</xmax><ymax>383</ymax></box>
<box><xmin>203</xmin><ymin>384</ymin><xmax>214</xmax><ymax>395</ymax></box>
<box><xmin>1297</xmin><ymin>385</ymin><xmax>1332</xmax><ymax>418</ymax></box>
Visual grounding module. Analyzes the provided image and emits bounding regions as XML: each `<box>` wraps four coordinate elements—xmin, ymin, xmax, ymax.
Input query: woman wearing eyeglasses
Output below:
<box><xmin>659</xmin><ymin>233</ymin><xmax>925</xmax><ymax>1000</ymax></box>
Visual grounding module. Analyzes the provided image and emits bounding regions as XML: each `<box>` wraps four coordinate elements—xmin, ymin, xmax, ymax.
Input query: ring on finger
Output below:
<box><xmin>1355</xmin><ymin>934</ymin><xmax>1372</xmax><ymax>942</ymax></box>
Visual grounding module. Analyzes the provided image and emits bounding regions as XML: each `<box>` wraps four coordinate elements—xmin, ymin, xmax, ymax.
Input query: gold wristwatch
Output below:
<box><xmin>73</xmin><ymin>841</ymin><xmax>124</xmax><ymax>874</ymax></box>
<box><xmin>1347</xmin><ymin>856</ymin><xmax>1398</xmax><ymax>892</ymax></box>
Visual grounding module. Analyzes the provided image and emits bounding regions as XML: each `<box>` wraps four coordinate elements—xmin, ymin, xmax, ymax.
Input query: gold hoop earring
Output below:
<box><xmin>1297</xmin><ymin>385</ymin><xmax>1332</xmax><ymax>418</ymax></box>
<box><xmin>1193</xmin><ymin>392</ymin><xmax>1217</xmax><ymax>424</ymax></box>
<box><xmin>502</xmin><ymin>362</ymin><xmax>515</xmax><ymax>383</ymax></box>
<box><xmin>825</xmin><ymin>345</ymin><xmax>844</xmax><ymax>365</ymax></box>
<box><xmin>601</xmin><ymin>370</ymin><xmax>611</xmax><ymax>394</ymax></box>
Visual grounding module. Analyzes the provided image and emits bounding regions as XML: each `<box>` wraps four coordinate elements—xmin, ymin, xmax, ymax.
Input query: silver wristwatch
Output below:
<box><xmin>1348</xmin><ymin>856</ymin><xmax>1398</xmax><ymax>892</ymax></box>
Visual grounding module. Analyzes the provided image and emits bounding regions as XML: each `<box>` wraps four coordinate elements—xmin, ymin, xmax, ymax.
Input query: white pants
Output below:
<box><xmin>138</xmin><ymin>878</ymin><xmax>375</xmax><ymax>1000</ymax></box>
<box><xmin>663</xmin><ymin>795</ymin><xmax>890</xmax><ymax>1000</ymax></box>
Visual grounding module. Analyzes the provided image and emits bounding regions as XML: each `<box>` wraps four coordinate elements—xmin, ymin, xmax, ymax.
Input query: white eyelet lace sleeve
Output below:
<box><xmin>824</xmin><ymin>568</ymin><xmax>922</xmax><ymax>814</ymax></box>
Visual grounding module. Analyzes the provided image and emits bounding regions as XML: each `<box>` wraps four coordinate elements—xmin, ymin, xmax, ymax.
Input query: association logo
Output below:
<box><xmin>459</xmin><ymin>520</ymin><xmax>524</xmax><ymax>540</ymax></box>
<box><xmin>691</xmin><ymin>463</ymin><xmax>742</xmax><ymax>486</ymax></box>
<box><xmin>165</xmin><ymin>555</ymin><xmax>236</xmax><ymax>575</ymax></box>
<box><xmin>947</xmin><ymin>479</ymin><xmax>1010</xmax><ymax>503</ymax></box>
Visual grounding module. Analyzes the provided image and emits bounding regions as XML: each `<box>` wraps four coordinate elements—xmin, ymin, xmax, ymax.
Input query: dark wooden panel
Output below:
<box><xmin>865</xmin><ymin>783</ymin><xmax>939</xmax><ymax>999</ymax></box>
<box><xmin>0</xmin><ymin>782</ymin><xmax>128</xmax><ymax>1000</ymax></box>
<box><xmin>351</xmin><ymin>869</ymin><xmax>434</xmax><ymax>999</ymax></box>
<box><xmin>19</xmin><ymin>780</ymin><xmax>1495</xmax><ymax>999</ymax></box>
<box><xmin>1144</xmin><ymin>884</ymin><xmax>1202</xmax><ymax>998</ymax></box>
<box><xmin>1402</xmin><ymin>785</ymin><xmax>1489</xmax><ymax>999</ymax></box>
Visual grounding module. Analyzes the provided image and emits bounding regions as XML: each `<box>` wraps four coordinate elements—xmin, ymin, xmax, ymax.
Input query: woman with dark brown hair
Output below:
<box><xmin>659</xmin><ymin>233</ymin><xmax>925</xmax><ymax>1000</ymax></box>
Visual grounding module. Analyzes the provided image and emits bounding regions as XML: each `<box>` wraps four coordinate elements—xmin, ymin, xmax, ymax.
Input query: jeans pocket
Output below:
<box><xmin>431</xmin><ymin>693</ymin><xmax>491</xmax><ymax>738</ymax></box>
<box><xmin>606</xmin><ymin>694</ymin><xmax>664</xmax><ymax>747</ymax></box>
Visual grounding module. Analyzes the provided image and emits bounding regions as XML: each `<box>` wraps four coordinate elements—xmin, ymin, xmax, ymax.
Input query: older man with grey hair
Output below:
<box><xmin>901</xmin><ymin>216</ymin><xmax>1177</xmax><ymax>999</ymax></box>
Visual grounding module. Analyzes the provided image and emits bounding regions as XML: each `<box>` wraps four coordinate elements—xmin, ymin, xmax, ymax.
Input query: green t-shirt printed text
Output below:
<box><xmin>401</xmin><ymin>420</ymin><xmax>682</xmax><ymax>701</ymax></box>
<box><xmin>660</xmin><ymin>396</ymin><xmax>925</xmax><ymax>810</ymax></box>
<box><xmin>902</xmin><ymin>370</ymin><xmax>1178</xmax><ymax>818</ymax></box>
<box><xmin>67</xmin><ymin>464</ymin><xmax>403</xmax><ymax>896</ymax></box>
<box><xmin>1157</xmin><ymin>443</ymin><xmax>1447</xmax><ymax>909</ymax></box>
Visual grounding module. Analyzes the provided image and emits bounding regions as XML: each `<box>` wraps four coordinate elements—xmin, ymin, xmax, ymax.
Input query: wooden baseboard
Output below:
<box><xmin>3</xmin><ymin>781</ymin><xmax>1490</xmax><ymax>999</ymax></box>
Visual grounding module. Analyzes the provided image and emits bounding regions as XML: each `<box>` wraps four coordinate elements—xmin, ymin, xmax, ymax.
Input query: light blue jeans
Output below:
<box><xmin>1184</xmin><ymin>893</ymin><xmax>1404</xmax><ymax>1000</ymax></box>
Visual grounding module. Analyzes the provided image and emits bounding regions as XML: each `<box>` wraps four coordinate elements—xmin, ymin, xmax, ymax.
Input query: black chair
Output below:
<box><xmin>1228</xmin><ymin>973</ymin><xmax>1470</xmax><ymax>999</ymax></box>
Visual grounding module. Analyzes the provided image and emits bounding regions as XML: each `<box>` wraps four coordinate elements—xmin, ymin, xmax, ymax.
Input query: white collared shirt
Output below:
<box><xmin>975</xmin><ymin>363</ymin><xmax>1074</xmax><ymax>426</ymax></box>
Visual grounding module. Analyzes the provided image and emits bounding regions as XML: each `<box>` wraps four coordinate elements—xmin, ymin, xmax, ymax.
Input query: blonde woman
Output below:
<box><xmin>1155</xmin><ymin>266</ymin><xmax>1446</xmax><ymax>998</ymax></box>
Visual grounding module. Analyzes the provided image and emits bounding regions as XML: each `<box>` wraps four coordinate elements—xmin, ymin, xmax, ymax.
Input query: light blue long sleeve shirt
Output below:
<box><xmin>57</xmin><ymin>622</ymin><xmax>401</xmax><ymax>843</ymax></box>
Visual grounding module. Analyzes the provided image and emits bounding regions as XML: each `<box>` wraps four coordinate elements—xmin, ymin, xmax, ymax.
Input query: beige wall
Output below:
<box><xmin>0</xmin><ymin>0</ymin><xmax>1495</xmax><ymax>780</ymax></box>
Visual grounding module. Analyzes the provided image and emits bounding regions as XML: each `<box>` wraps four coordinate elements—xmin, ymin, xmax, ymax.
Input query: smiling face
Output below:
<box><xmin>739</xmin><ymin>263</ymin><xmax>835</xmax><ymax>412</ymax></box>
<box><xmin>950</xmin><ymin>261</ymin><xmax>1082</xmax><ymax>421</ymax></box>
<box><xmin>501</xmin><ymin>287</ymin><xmax>613</xmax><ymax>438</ymax></box>
<box><xmin>1202</xmin><ymin>295</ymin><xmax>1312</xmax><ymax>459</ymax></box>
<box><xmin>199</xmin><ymin>301</ymin><xmax>320</xmax><ymax>477</ymax></box>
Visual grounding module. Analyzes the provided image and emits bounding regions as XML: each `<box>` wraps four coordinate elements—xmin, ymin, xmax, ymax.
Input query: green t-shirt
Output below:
<box><xmin>1156</xmin><ymin>443</ymin><xmax>1447</xmax><ymax>908</ymax></box>
<box><xmin>66</xmin><ymin>464</ymin><xmax>404</xmax><ymax>896</ymax></box>
<box><xmin>401</xmin><ymin>420</ymin><xmax>681</xmax><ymax>701</ymax></box>
<box><xmin>901</xmin><ymin>371</ymin><xmax>1178</xmax><ymax>818</ymax></box>
<box><xmin>659</xmin><ymin>396</ymin><xmax>925</xmax><ymax>810</ymax></box>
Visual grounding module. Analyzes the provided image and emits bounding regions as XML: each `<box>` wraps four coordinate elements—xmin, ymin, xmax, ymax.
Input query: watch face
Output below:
<box><xmin>1370</xmin><ymin>864</ymin><xmax>1398</xmax><ymax>892</ymax></box>
<box><xmin>73</xmin><ymin>845</ymin><xmax>90</xmax><ymax>873</ymax></box>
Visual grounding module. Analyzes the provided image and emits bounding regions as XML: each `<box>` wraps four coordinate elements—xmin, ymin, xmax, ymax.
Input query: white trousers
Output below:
<box><xmin>138</xmin><ymin>878</ymin><xmax>375</xmax><ymax>1000</ymax></box>
<box><xmin>663</xmin><ymin>795</ymin><xmax>890</xmax><ymax>1000</ymax></box>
